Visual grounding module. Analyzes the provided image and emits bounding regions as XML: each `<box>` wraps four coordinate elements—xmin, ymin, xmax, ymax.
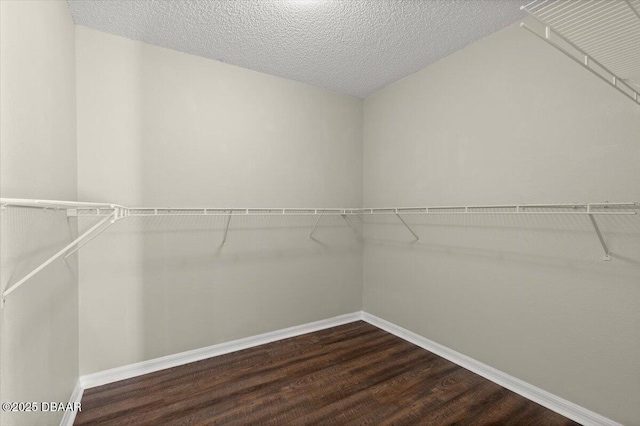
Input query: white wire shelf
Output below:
<box><xmin>73</xmin><ymin>207</ymin><xmax>362</xmax><ymax>217</ymax></box>
<box><xmin>1</xmin><ymin>198</ymin><xmax>637</xmax><ymax>304</ymax></box>
<box><xmin>1</xmin><ymin>199</ymin><xmax>632</xmax><ymax>216</ymax></box>
<box><xmin>521</xmin><ymin>0</ymin><xmax>640</xmax><ymax>104</ymax></box>
<box><xmin>359</xmin><ymin>203</ymin><xmax>637</xmax><ymax>215</ymax></box>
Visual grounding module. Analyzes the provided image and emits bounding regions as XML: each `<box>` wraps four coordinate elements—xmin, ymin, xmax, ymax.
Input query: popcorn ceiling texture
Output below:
<box><xmin>68</xmin><ymin>0</ymin><xmax>526</xmax><ymax>98</ymax></box>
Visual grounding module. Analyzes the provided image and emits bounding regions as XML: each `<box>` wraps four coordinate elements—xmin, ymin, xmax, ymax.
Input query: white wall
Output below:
<box><xmin>363</xmin><ymin>23</ymin><xmax>640</xmax><ymax>425</ymax></box>
<box><xmin>0</xmin><ymin>1</ymin><xmax>78</xmax><ymax>425</ymax></box>
<box><xmin>75</xmin><ymin>27</ymin><xmax>364</xmax><ymax>374</ymax></box>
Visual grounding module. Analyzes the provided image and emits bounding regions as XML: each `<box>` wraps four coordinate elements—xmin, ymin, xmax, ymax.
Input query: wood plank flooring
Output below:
<box><xmin>75</xmin><ymin>321</ymin><xmax>580</xmax><ymax>425</ymax></box>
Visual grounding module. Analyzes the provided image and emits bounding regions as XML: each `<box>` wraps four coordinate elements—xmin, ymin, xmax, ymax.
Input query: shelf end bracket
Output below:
<box><xmin>2</xmin><ymin>211</ymin><xmax>117</xmax><ymax>306</ymax></box>
<box><xmin>222</xmin><ymin>212</ymin><xmax>232</xmax><ymax>245</ymax></box>
<box><xmin>396</xmin><ymin>213</ymin><xmax>419</xmax><ymax>242</ymax></box>
<box><xmin>588</xmin><ymin>214</ymin><xmax>611</xmax><ymax>261</ymax></box>
<box><xmin>309</xmin><ymin>214</ymin><xmax>323</xmax><ymax>239</ymax></box>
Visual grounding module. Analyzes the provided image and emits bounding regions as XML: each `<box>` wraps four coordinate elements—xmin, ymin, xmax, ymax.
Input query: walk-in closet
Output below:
<box><xmin>1</xmin><ymin>1</ymin><xmax>638</xmax><ymax>425</ymax></box>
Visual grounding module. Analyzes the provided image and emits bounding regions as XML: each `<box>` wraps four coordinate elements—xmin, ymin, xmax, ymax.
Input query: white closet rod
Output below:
<box><xmin>1</xmin><ymin>198</ymin><xmax>637</xmax><ymax>304</ymax></box>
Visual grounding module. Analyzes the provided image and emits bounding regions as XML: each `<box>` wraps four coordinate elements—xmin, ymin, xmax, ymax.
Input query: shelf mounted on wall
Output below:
<box><xmin>520</xmin><ymin>0</ymin><xmax>640</xmax><ymax>105</ymax></box>
<box><xmin>0</xmin><ymin>198</ymin><xmax>637</xmax><ymax>305</ymax></box>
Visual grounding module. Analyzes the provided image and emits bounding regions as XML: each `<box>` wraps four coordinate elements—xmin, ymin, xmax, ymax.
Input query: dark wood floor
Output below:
<box><xmin>75</xmin><ymin>321</ymin><xmax>580</xmax><ymax>425</ymax></box>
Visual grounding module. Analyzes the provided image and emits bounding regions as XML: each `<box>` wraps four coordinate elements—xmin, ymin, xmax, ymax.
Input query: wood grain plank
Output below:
<box><xmin>74</xmin><ymin>321</ymin><xmax>580</xmax><ymax>426</ymax></box>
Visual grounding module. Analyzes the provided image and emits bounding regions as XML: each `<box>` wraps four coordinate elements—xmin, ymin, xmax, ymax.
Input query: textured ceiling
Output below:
<box><xmin>69</xmin><ymin>0</ymin><xmax>527</xmax><ymax>98</ymax></box>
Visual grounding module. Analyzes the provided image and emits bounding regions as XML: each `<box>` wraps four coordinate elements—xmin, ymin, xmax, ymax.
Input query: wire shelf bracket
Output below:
<box><xmin>520</xmin><ymin>0</ymin><xmax>640</xmax><ymax>105</ymax></box>
<box><xmin>395</xmin><ymin>212</ymin><xmax>420</xmax><ymax>242</ymax></box>
<box><xmin>309</xmin><ymin>214</ymin><xmax>323</xmax><ymax>239</ymax></box>
<box><xmin>588</xmin><ymin>213</ymin><xmax>611</xmax><ymax>261</ymax></box>
<box><xmin>1</xmin><ymin>210</ymin><xmax>118</xmax><ymax>306</ymax></box>
<box><xmin>221</xmin><ymin>212</ymin><xmax>232</xmax><ymax>245</ymax></box>
<box><xmin>62</xmin><ymin>217</ymin><xmax>116</xmax><ymax>262</ymax></box>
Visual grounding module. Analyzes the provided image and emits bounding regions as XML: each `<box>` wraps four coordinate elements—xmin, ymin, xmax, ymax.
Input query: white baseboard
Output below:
<box><xmin>75</xmin><ymin>310</ymin><xmax>619</xmax><ymax>426</ymax></box>
<box><xmin>361</xmin><ymin>312</ymin><xmax>620</xmax><ymax>426</ymax></box>
<box><xmin>59</xmin><ymin>379</ymin><xmax>83</xmax><ymax>426</ymax></box>
<box><xmin>80</xmin><ymin>311</ymin><xmax>363</xmax><ymax>390</ymax></box>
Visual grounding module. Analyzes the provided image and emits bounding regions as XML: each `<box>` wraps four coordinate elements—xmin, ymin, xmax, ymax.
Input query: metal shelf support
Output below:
<box><xmin>395</xmin><ymin>212</ymin><xmax>420</xmax><ymax>242</ymax></box>
<box><xmin>309</xmin><ymin>214</ymin><xmax>323</xmax><ymax>239</ymax></box>
<box><xmin>222</xmin><ymin>213</ymin><xmax>232</xmax><ymax>245</ymax></box>
<box><xmin>588</xmin><ymin>213</ymin><xmax>611</xmax><ymax>261</ymax></box>
<box><xmin>2</xmin><ymin>211</ymin><xmax>117</xmax><ymax>305</ymax></box>
<box><xmin>63</xmin><ymin>219</ymin><xmax>116</xmax><ymax>262</ymax></box>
